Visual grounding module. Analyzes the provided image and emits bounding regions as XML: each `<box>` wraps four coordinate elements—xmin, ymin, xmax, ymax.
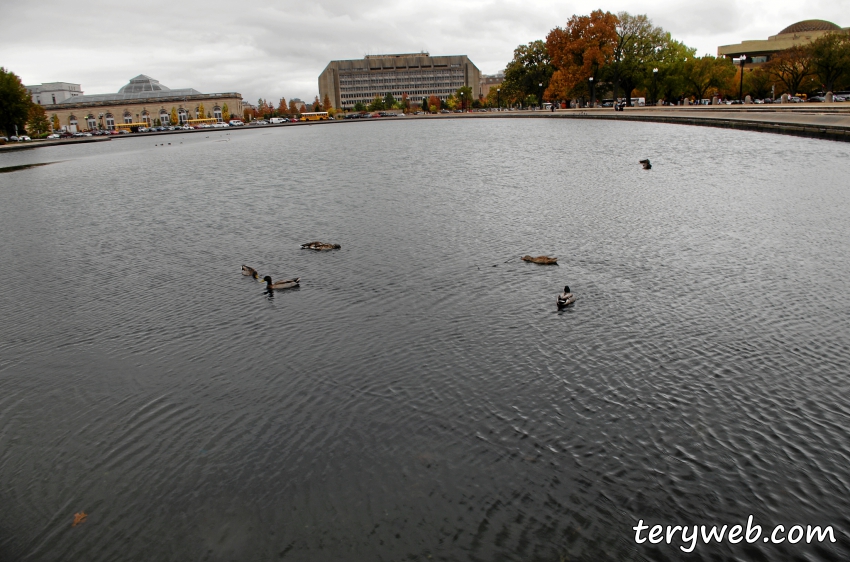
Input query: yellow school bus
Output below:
<box><xmin>301</xmin><ymin>112</ymin><xmax>330</xmax><ymax>121</ymax></box>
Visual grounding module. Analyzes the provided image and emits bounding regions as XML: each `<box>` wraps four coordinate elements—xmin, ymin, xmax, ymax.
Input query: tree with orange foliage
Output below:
<box><xmin>428</xmin><ymin>95</ymin><xmax>441</xmax><ymax>113</ymax></box>
<box><xmin>545</xmin><ymin>10</ymin><xmax>618</xmax><ymax>104</ymax></box>
<box><xmin>278</xmin><ymin>97</ymin><xmax>288</xmax><ymax>115</ymax></box>
<box><xmin>322</xmin><ymin>94</ymin><xmax>332</xmax><ymax>111</ymax></box>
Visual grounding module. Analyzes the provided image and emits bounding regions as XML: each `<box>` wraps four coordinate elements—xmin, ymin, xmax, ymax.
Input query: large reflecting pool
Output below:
<box><xmin>1</xmin><ymin>119</ymin><xmax>848</xmax><ymax>561</ymax></box>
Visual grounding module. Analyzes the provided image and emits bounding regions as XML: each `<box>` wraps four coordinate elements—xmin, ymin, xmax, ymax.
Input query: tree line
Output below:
<box><xmin>491</xmin><ymin>10</ymin><xmax>850</xmax><ymax>107</ymax></box>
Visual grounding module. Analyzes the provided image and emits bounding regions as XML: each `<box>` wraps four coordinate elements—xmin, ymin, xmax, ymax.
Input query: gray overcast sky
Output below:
<box><xmin>3</xmin><ymin>0</ymin><xmax>848</xmax><ymax>104</ymax></box>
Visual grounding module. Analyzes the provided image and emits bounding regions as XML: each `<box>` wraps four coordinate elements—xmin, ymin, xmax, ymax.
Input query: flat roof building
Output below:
<box><xmin>319</xmin><ymin>53</ymin><xmax>481</xmax><ymax>110</ymax></box>
<box><xmin>718</xmin><ymin>19</ymin><xmax>848</xmax><ymax>63</ymax></box>
<box><xmin>26</xmin><ymin>82</ymin><xmax>83</xmax><ymax>105</ymax></box>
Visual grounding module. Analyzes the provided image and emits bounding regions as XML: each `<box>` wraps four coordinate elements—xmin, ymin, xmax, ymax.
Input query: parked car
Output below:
<box><xmin>17</xmin><ymin>135</ymin><xmax>32</xmax><ymax>141</ymax></box>
<box><xmin>228</xmin><ymin>119</ymin><xmax>245</xmax><ymax>126</ymax></box>
<box><xmin>47</xmin><ymin>133</ymin><xmax>60</xmax><ymax>139</ymax></box>
<box><xmin>832</xmin><ymin>95</ymin><xmax>845</xmax><ymax>102</ymax></box>
<box><xmin>808</xmin><ymin>96</ymin><xmax>825</xmax><ymax>102</ymax></box>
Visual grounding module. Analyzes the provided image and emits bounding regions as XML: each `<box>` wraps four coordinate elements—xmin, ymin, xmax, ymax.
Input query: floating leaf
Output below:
<box><xmin>72</xmin><ymin>512</ymin><xmax>87</xmax><ymax>527</ymax></box>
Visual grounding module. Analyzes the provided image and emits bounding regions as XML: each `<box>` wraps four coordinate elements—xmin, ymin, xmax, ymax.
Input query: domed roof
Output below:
<box><xmin>118</xmin><ymin>75</ymin><xmax>171</xmax><ymax>94</ymax></box>
<box><xmin>778</xmin><ymin>20</ymin><xmax>841</xmax><ymax>35</ymax></box>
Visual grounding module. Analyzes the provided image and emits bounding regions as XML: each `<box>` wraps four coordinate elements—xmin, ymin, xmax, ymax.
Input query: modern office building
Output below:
<box><xmin>42</xmin><ymin>74</ymin><xmax>243</xmax><ymax>132</ymax></box>
<box><xmin>318</xmin><ymin>53</ymin><xmax>481</xmax><ymax>110</ymax></box>
<box><xmin>26</xmin><ymin>82</ymin><xmax>83</xmax><ymax>105</ymax></box>
<box><xmin>718</xmin><ymin>19</ymin><xmax>848</xmax><ymax>63</ymax></box>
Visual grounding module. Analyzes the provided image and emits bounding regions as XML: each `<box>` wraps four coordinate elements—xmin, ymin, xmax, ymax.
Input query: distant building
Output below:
<box><xmin>318</xmin><ymin>53</ymin><xmax>481</xmax><ymax>110</ymax></box>
<box><xmin>26</xmin><ymin>82</ymin><xmax>83</xmax><ymax>105</ymax></box>
<box><xmin>718</xmin><ymin>19</ymin><xmax>848</xmax><ymax>63</ymax></box>
<box><xmin>480</xmin><ymin>72</ymin><xmax>504</xmax><ymax>99</ymax></box>
<box><xmin>42</xmin><ymin>74</ymin><xmax>243</xmax><ymax>132</ymax></box>
<box><xmin>290</xmin><ymin>98</ymin><xmax>308</xmax><ymax>111</ymax></box>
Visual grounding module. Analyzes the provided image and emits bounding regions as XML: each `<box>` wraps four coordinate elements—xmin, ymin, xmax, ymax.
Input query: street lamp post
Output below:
<box><xmin>460</xmin><ymin>91</ymin><xmax>464</xmax><ymax>112</ymax></box>
<box><xmin>538</xmin><ymin>82</ymin><xmax>543</xmax><ymax>109</ymax></box>
<box><xmin>588</xmin><ymin>77</ymin><xmax>594</xmax><ymax>108</ymax></box>
<box><xmin>738</xmin><ymin>54</ymin><xmax>746</xmax><ymax>102</ymax></box>
<box><xmin>652</xmin><ymin>68</ymin><xmax>658</xmax><ymax>105</ymax></box>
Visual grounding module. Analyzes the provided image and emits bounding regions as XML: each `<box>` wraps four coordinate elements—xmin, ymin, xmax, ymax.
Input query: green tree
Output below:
<box><xmin>383</xmin><ymin>92</ymin><xmax>396</xmax><ymax>108</ymax></box>
<box><xmin>765</xmin><ymin>45</ymin><xmax>814</xmax><ymax>96</ymax></box>
<box><xmin>368</xmin><ymin>94</ymin><xmax>385</xmax><ymax>111</ymax></box>
<box><xmin>682</xmin><ymin>56</ymin><xmax>736</xmax><ymax>100</ymax></box>
<box><xmin>353</xmin><ymin>101</ymin><xmax>366</xmax><ymax>112</ymax></box>
<box><xmin>0</xmin><ymin>67</ymin><xmax>32</xmax><ymax>136</ymax></box>
<box><xmin>742</xmin><ymin>66</ymin><xmax>776</xmax><ymax>99</ymax></box>
<box><xmin>607</xmin><ymin>13</ymin><xmax>669</xmax><ymax>104</ymax></box>
<box><xmin>455</xmin><ymin>86</ymin><xmax>472</xmax><ymax>110</ymax></box>
<box><xmin>809</xmin><ymin>32</ymin><xmax>850</xmax><ymax>92</ymax></box>
<box><xmin>502</xmin><ymin>40</ymin><xmax>554</xmax><ymax>105</ymax></box>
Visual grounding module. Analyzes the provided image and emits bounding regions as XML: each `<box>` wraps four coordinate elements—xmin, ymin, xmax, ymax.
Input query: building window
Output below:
<box><xmin>69</xmin><ymin>115</ymin><xmax>78</xmax><ymax>132</ymax></box>
<box><xmin>141</xmin><ymin>111</ymin><xmax>150</xmax><ymax>125</ymax></box>
<box><xmin>87</xmin><ymin>115</ymin><xmax>97</xmax><ymax>130</ymax></box>
<box><xmin>213</xmin><ymin>106</ymin><xmax>222</xmax><ymax>122</ymax></box>
<box><xmin>178</xmin><ymin>109</ymin><xmax>187</xmax><ymax>124</ymax></box>
<box><xmin>105</xmin><ymin>113</ymin><xmax>115</xmax><ymax>130</ymax></box>
<box><xmin>160</xmin><ymin>111</ymin><xmax>169</xmax><ymax>125</ymax></box>
<box><xmin>124</xmin><ymin>112</ymin><xmax>133</xmax><ymax>124</ymax></box>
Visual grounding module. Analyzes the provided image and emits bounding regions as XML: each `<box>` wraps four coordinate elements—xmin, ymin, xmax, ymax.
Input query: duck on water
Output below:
<box><xmin>557</xmin><ymin>286</ymin><xmax>576</xmax><ymax>308</ymax></box>
<box><xmin>263</xmin><ymin>276</ymin><xmax>301</xmax><ymax>290</ymax></box>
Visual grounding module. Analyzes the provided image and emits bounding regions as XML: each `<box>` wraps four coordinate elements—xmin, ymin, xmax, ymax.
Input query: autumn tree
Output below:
<box><xmin>222</xmin><ymin>103</ymin><xmax>230</xmax><ymax>121</ymax></box>
<box><xmin>322</xmin><ymin>94</ymin><xmax>332</xmax><ymax>111</ymax></box>
<box><xmin>742</xmin><ymin>66</ymin><xmax>776</xmax><ymax>99</ymax></box>
<box><xmin>682</xmin><ymin>56</ymin><xmax>736</xmax><ymax>100</ymax></box>
<box><xmin>278</xmin><ymin>97</ymin><xmax>288</xmax><ymax>115</ymax></box>
<box><xmin>765</xmin><ymin>45</ymin><xmax>814</xmax><ymax>96</ymax></box>
<box><xmin>169</xmin><ymin>107</ymin><xmax>177</xmax><ymax>125</ymax></box>
<box><xmin>51</xmin><ymin>114</ymin><xmax>60</xmax><ymax>131</ymax></box>
<box><xmin>501</xmin><ymin>40</ymin><xmax>555</xmax><ymax>104</ymax></box>
<box><xmin>545</xmin><ymin>10</ymin><xmax>618</xmax><ymax>103</ymax></box>
<box><xmin>199</xmin><ymin>103</ymin><xmax>206</xmax><ymax>119</ymax></box>
<box><xmin>808</xmin><ymin>32</ymin><xmax>850</xmax><ymax>92</ymax></box>
<box><xmin>288</xmin><ymin>100</ymin><xmax>300</xmax><ymax>116</ymax></box>
<box><xmin>428</xmin><ymin>95</ymin><xmax>441</xmax><ymax>113</ymax></box>
<box><xmin>0</xmin><ymin>67</ymin><xmax>31</xmax><ymax>136</ymax></box>
<box><xmin>27</xmin><ymin>103</ymin><xmax>50</xmax><ymax>136</ymax></box>
<box><xmin>312</xmin><ymin>96</ymin><xmax>321</xmax><ymax>111</ymax></box>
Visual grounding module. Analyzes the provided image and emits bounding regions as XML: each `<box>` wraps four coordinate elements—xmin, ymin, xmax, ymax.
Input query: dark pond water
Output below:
<box><xmin>1</xmin><ymin>119</ymin><xmax>849</xmax><ymax>561</ymax></box>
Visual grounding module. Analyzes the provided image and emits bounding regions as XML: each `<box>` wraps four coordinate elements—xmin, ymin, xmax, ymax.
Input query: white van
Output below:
<box><xmin>269</xmin><ymin>117</ymin><xmax>286</xmax><ymax>124</ymax></box>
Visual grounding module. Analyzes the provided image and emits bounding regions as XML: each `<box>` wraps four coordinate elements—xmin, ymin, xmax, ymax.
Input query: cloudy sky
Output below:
<box><xmin>4</xmin><ymin>0</ymin><xmax>848</xmax><ymax>104</ymax></box>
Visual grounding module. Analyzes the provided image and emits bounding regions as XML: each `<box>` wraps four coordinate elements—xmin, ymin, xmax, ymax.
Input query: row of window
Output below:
<box><xmin>66</xmin><ymin>107</ymin><xmax>224</xmax><ymax>129</ymax></box>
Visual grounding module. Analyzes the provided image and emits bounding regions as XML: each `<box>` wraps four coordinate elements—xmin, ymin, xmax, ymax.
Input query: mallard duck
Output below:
<box><xmin>557</xmin><ymin>286</ymin><xmax>576</xmax><ymax>308</ymax></box>
<box><xmin>301</xmin><ymin>241</ymin><xmax>341</xmax><ymax>251</ymax></box>
<box><xmin>522</xmin><ymin>255</ymin><xmax>558</xmax><ymax>265</ymax></box>
<box><xmin>241</xmin><ymin>265</ymin><xmax>259</xmax><ymax>279</ymax></box>
<box><xmin>263</xmin><ymin>275</ymin><xmax>300</xmax><ymax>290</ymax></box>
<box><xmin>640</xmin><ymin>159</ymin><xmax>651</xmax><ymax>169</ymax></box>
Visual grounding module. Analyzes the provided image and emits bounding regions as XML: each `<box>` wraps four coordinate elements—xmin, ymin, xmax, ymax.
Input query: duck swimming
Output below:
<box><xmin>522</xmin><ymin>255</ymin><xmax>558</xmax><ymax>265</ymax></box>
<box><xmin>301</xmin><ymin>241</ymin><xmax>341</xmax><ymax>251</ymax></box>
<box><xmin>557</xmin><ymin>286</ymin><xmax>576</xmax><ymax>308</ymax></box>
<box><xmin>241</xmin><ymin>265</ymin><xmax>259</xmax><ymax>279</ymax></box>
<box><xmin>640</xmin><ymin>159</ymin><xmax>652</xmax><ymax>169</ymax></box>
<box><xmin>263</xmin><ymin>275</ymin><xmax>300</xmax><ymax>290</ymax></box>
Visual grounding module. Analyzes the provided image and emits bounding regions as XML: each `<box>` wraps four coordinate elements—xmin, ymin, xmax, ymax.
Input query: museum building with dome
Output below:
<box><xmin>718</xmin><ymin>20</ymin><xmax>848</xmax><ymax>63</ymax></box>
<box><xmin>40</xmin><ymin>75</ymin><xmax>243</xmax><ymax>132</ymax></box>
